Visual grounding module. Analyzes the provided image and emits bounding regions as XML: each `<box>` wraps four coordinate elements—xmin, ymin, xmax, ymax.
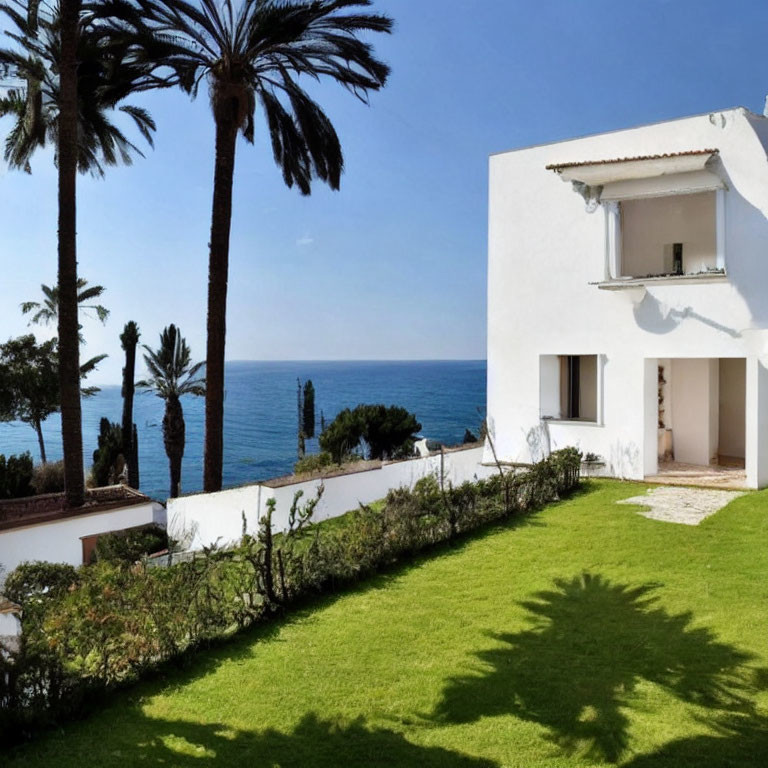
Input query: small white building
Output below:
<box><xmin>487</xmin><ymin>107</ymin><xmax>768</xmax><ymax>488</ymax></box>
<box><xmin>0</xmin><ymin>486</ymin><xmax>166</xmax><ymax>585</ymax></box>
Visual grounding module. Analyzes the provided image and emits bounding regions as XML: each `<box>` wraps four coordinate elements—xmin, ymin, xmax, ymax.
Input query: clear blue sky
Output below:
<box><xmin>2</xmin><ymin>0</ymin><xmax>767</xmax><ymax>384</ymax></box>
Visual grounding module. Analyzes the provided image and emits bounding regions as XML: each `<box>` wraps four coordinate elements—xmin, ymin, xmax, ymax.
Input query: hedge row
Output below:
<box><xmin>0</xmin><ymin>447</ymin><xmax>581</xmax><ymax>742</ymax></box>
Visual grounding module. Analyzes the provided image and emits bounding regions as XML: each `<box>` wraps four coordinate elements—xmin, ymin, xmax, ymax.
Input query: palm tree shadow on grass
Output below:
<box><xmin>618</xmin><ymin>713</ymin><xmax>768</xmax><ymax>768</ymax></box>
<box><xmin>431</xmin><ymin>573</ymin><xmax>757</xmax><ymax>764</ymax></box>
<box><xmin>65</xmin><ymin>712</ymin><xmax>499</xmax><ymax>768</ymax></box>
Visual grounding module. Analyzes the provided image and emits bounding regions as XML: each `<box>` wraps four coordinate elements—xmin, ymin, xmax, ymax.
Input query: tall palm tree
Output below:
<box><xmin>0</xmin><ymin>0</ymin><xmax>168</xmax><ymax>506</ymax></box>
<box><xmin>137</xmin><ymin>325</ymin><xmax>205</xmax><ymax>498</ymax></box>
<box><xmin>117</xmin><ymin>0</ymin><xmax>392</xmax><ymax>492</ymax></box>
<box><xmin>53</xmin><ymin>0</ymin><xmax>80</xmax><ymax>505</ymax></box>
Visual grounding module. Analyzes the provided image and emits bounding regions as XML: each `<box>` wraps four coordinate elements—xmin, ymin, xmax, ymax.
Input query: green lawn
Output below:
<box><xmin>8</xmin><ymin>480</ymin><xmax>768</xmax><ymax>767</ymax></box>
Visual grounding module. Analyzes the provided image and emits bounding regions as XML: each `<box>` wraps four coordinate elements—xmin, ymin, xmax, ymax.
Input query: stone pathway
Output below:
<box><xmin>617</xmin><ymin>486</ymin><xmax>744</xmax><ymax>525</ymax></box>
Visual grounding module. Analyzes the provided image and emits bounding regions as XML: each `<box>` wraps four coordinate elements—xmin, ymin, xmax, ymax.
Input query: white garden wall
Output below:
<box><xmin>168</xmin><ymin>446</ymin><xmax>494</xmax><ymax>551</ymax></box>
<box><xmin>0</xmin><ymin>501</ymin><xmax>166</xmax><ymax>586</ymax></box>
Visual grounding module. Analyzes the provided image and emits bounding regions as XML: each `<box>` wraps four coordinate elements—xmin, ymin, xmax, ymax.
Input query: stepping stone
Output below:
<box><xmin>617</xmin><ymin>486</ymin><xmax>744</xmax><ymax>525</ymax></box>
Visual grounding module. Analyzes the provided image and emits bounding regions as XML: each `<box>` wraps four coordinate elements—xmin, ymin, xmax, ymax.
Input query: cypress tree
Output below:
<box><xmin>302</xmin><ymin>380</ymin><xmax>316</xmax><ymax>439</ymax></box>
<box><xmin>297</xmin><ymin>378</ymin><xmax>305</xmax><ymax>458</ymax></box>
<box><xmin>120</xmin><ymin>322</ymin><xmax>140</xmax><ymax>488</ymax></box>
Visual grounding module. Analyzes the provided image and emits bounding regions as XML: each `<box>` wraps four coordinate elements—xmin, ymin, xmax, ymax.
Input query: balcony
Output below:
<box><xmin>593</xmin><ymin>268</ymin><xmax>726</xmax><ymax>291</ymax></box>
<box><xmin>546</xmin><ymin>148</ymin><xmax>728</xmax><ymax>290</ymax></box>
<box><xmin>598</xmin><ymin>188</ymin><xmax>726</xmax><ymax>290</ymax></box>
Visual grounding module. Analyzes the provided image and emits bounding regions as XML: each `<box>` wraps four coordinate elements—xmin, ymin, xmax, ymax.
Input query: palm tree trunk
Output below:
<box><xmin>203</xmin><ymin>114</ymin><xmax>238</xmax><ymax>493</ymax></box>
<box><xmin>57</xmin><ymin>0</ymin><xmax>84</xmax><ymax>507</ymax></box>
<box><xmin>121</xmin><ymin>324</ymin><xmax>139</xmax><ymax>488</ymax></box>
<box><xmin>169</xmin><ymin>449</ymin><xmax>182</xmax><ymax>499</ymax></box>
<box><xmin>132</xmin><ymin>423</ymin><xmax>140</xmax><ymax>489</ymax></box>
<box><xmin>164</xmin><ymin>395</ymin><xmax>185</xmax><ymax>499</ymax></box>
<box><xmin>35</xmin><ymin>420</ymin><xmax>47</xmax><ymax>464</ymax></box>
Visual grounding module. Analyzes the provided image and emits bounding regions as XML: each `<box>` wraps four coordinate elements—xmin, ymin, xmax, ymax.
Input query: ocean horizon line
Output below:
<box><xmin>226</xmin><ymin>357</ymin><xmax>487</xmax><ymax>363</ymax></box>
<box><xmin>89</xmin><ymin>359</ymin><xmax>488</xmax><ymax>388</ymax></box>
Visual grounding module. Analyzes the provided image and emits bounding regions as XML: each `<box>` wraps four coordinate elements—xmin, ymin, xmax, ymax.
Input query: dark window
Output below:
<box><xmin>557</xmin><ymin>355</ymin><xmax>598</xmax><ymax>421</ymax></box>
<box><xmin>566</xmin><ymin>356</ymin><xmax>580</xmax><ymax>418</ymax></box>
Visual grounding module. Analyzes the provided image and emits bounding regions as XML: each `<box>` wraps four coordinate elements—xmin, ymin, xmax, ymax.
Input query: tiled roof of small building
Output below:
<box><xmin>0</xmin><ymin>485</ymin><xmax>154</xmax><ymax>532</ymax></box>
<box><xmin>546</xmin><ymin>148</ymin><xmax>719</xmax><ymax>171</ymax></box>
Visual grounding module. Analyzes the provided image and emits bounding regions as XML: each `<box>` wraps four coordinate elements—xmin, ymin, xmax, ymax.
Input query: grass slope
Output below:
<box><xmin>8</xmin><ymin>480</ymin><xmax>768</xmax><ymax>767</ymax></box>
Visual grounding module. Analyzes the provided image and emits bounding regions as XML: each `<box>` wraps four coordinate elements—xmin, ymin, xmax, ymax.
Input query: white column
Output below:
<box><xmin>745</xmin><ymin>356</ymin><xmax>768</xmax><ymax>489</ymax></box>
<box><xmin>604</xmin><ymin>202</ymin><xmax>622</xmax><ymax>280</ymax></box>
<box><xmin>716</xmin><ymin>189</ymin><xmax>726</xmax><ymax>271</ymax></box>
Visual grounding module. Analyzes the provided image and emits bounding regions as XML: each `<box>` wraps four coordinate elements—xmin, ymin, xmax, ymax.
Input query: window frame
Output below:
<box><xmin>540</xmin><ymin>353</ymin><xmax>604</xmax><ymax>426</ymax></box>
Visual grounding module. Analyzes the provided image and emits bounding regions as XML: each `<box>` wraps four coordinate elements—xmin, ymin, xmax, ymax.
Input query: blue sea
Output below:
<box><xmin>0</xmin><ymin>361</ymin><xmax>487</xmax><ymax>500</ymax></box>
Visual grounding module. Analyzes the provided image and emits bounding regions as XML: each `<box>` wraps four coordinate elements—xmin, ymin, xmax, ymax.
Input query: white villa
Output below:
<box><xmin>487</xmin><ymin>107</ymin><xmax>768</xmax><ymax>489</ymax></box>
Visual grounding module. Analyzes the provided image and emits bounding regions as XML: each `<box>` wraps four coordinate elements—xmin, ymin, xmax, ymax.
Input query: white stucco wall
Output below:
<box><xmin>745</xmin><ymin>358</ymin><xmax>768</xmax><ymax>488</ymax></box>
<box><xmin>168</xmin><ymin>447</ymin><xmax>495</xmax><ymax>551</ymax></box>
<box><xmin>0</xmin><ymin>502</ymin><xmax>166</xmax><ymax>586</ymax></box>
<box><xmin>487</xmin><ymin>107</ymin><xmax>768</xmax><ymax>487</ymax></box>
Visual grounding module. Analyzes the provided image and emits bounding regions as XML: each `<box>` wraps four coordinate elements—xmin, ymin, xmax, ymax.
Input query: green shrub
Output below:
<box><xmin>293</xmin><ymin>452</ymin><xmax>363</xmax><ymax>476</ymax></box>
<box><xmin>0</xmin><ymin>453</ymin><xmax>34</xmax><ymax>499</ymax></box>
<box><xmin>0</xmin><ymin>449</ymin><xmax>581</xmax><ymax>743</ymax></box>
<box><xmin>29</xmin><ymin>460</ymin><xmax>66</xmax><ymax>495</ymax></box>
<box><xmin>3</xmin><ymin>561</ymin><xmax>79</xmax><ymax>608</ymax></box>
<box><xmin>319</xmin><ymin>404</ymin><xmax>422</xmax><ymax>462</ymax></box>
<box><xmin>293</xmin><ymin>452</ymin><xmax>334</xmax><ymax>475</ymax></box>
<box><xmin>91</xmin><ymin>524</ymin><xmax>169</xmax><ymax>564</ymax></box>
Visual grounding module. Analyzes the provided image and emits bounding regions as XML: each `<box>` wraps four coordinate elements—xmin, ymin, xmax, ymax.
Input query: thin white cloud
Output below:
<box><xmin>296</xmin><ymin>235</ymin><xmax>314</xmax><ymax>247</ymax></box>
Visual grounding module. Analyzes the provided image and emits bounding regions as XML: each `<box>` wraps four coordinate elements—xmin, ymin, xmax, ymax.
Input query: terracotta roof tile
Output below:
<box><xmin>0</xmin><ymin>485</ymin><xmax>154</xmax><ymax>533</ymax></box>
<box><xmin>546</xmin><ymin>148</ymin><xmax>719</xmax><ymax>172</ymax></box>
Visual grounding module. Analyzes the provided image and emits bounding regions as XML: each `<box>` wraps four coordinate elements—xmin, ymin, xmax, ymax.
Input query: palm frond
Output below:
<box><xmin>0</xmin><ymin>2</ymin><xmax>160</xmax><ymax>176</ymax></box>
<box><xmin>105</xmin><ymin>0</ymin><xmax>391</xmax><ymax>195</ymax></box>
<box><xmin>22</xmin><ymin>278</ymin><xmax>109</xmax><ymax>326</ymax></box>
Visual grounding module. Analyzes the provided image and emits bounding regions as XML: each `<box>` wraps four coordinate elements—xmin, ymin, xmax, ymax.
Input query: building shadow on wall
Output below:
<box><xmin>525</xmin><ymin>422</ymin><xmax>551</xmax><ymax>463</ymax></box>
<box><xmin>609</xmin><ymin>440</ymin><xmax>641</xmax><ymax>478</ymax></box>
<box><xmin>630</xmin><ymin>167</ymin><xmax>768</xmax><ymax>335</ymax></box>
<box><xmin>430</xmin><ymin>573</ymin><xmax>757</xmax><ymax>764</ymax></box>
<box><xmin>632</xmin><ymin>293</ymin><xmax>742</xmax><ymax>338</ymax></box>
<box><xmin>718</xmin><ymin>172</ymin><xmax>768</xmax><ymax>329</ymax></box>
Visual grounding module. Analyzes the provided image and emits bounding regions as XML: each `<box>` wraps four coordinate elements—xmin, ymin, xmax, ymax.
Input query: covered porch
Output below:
<box><xmin>643</xmin><ymin>357</ymin><xmax>755</xmax><ymax>489</ymax></box>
